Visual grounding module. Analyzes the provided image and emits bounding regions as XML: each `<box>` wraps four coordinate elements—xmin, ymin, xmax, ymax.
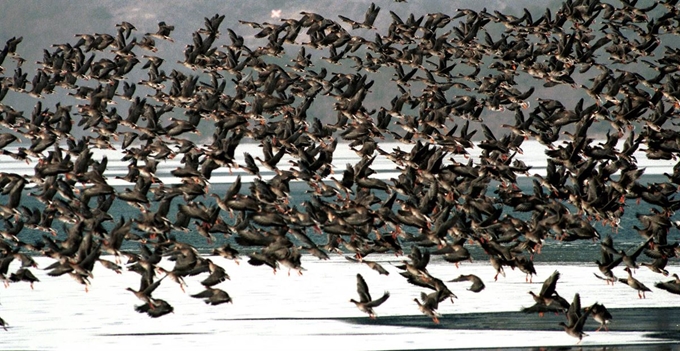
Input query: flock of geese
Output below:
<box><xmin>2</xmin><ymin>0</ymin><xmax>680</xmax><ymax>343</ymax></box>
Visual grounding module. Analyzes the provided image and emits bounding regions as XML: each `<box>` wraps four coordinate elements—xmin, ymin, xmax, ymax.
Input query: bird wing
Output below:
<box><xmin>630</xmin><ymin>236</ymin><xmax>654</xmax><ymax>259</ymax></box>
<box><xmin>290</xmin><ymin>229</ymin><xmax>315</xmax><ymax>248</ymax></box>
<box><xmin>419</xmin><ymin>291</ymin><xmax>429</xmax><ymax>304</ymax></box>
<box><xmin>409</xmin><ymin>244</ymin><xmax>422</xmax><ymax>263</ymax></box>
<box><xmin>0</xmin><ymin>256</ymin><xmax>14</xmax><ymax>274</ymax></box>
<box><xmin>18</xmin><ymin>267</ymin><xmax>39</xmax><ymax>282</ymax></box>
<box><xmin>366</xmin><ymin>291</ymin><xmax>390</xmax><ymax>308</ymax></box>
<box><xmin>539</xmin><ymin>270</ymin><xmax>560</xmax><ymax>297</ymax></box>
<box><xmin>201</xmin><ymin>269</ymin><xmax>227</xmax><ymax>287</ymax></box>
<box><xmin>575</xmin><ymin>303</ymin><xmax>593</xmax><ymax>330</ymax></box>
<box><xmin>566</xmin><ymin>293</ymin><xmax>581</xmax><ymax>327</ymax></box>
<box><xmin>522</xmin><ymin>303</ymin><xmax>562</xmax><ymax>314</ymax></box>
<box><xmin>190</xmin><ymin>288</ymin><xmax>215</xmax><ymax>299</ymax></box>
<box><xmin>224</xmin><ymin>175</ymin><xmax>242</xmax><ymax>201</ymax></box>
<box><xmin>655</xmin><ymin>281</ymin><xmax>680</xmax><ymax>294</ymax></box>
<box><xmin>47</xmin><ymin>264</ymin><xmax>73</xmax><ymax>277</ymax></box>
<box><xmin>605</xmin><ymin>254</ymin><xmax>623</xmax><ymax>270</ymax></box>
<box><xmin>345</xmin><ymin>256</ymin><xmax>360</xmax><ymax>263</ymax></box>
<box><xmin>338</xmin><ymin>15</ymin><xmax>359</xmax><ymax>27</ymax></box>
<box><xmin>356</xmin><ymin>273</ymin><xmax>371</xmax><ymax>303</ymax></box>
<box><xmin>364</xmin><ymin>2</ymin><xmax>380</xmax><ymax>26</ymax></box>
<box><xmin>416</xmin><ymin>249</ymin><xmax>431</xmax><ymax>270</ymax></box>
<box><xmin>369</xmin><ymin>262</ymin><xmax>390</xmax><ymax>276</ymax></box>
<box><xmin>450</xmin><ymin>274</ymin><xmax>472</xmax><ymax>282</ymax></box>
<box><xmin>423</xmin><ymin>290</ymin><xmax>441</xmax><ymax>310</ymax></box>
<box><xmin>142</xmin><ymin>276</ymin><xmax>164</xmax><ymax>296</ymax></box>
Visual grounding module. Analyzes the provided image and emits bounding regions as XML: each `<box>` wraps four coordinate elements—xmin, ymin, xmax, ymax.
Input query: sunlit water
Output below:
<box><xmin>2</xmin><ymin>257</ymin><xmax>680</xmax><ymax>350</ymax></box>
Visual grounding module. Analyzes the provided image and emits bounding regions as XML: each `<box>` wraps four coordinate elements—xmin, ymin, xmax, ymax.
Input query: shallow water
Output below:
<box><xmin>2</xmin><ymin>256</ymin><xmax>680</xmax><ymax>350</ymax></box>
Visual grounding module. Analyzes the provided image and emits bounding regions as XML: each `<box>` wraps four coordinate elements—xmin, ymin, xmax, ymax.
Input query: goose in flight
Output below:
<box><xmin>350</xmin><ymin>273</ymin><xmax>390</xmax><ymax>319</ymax></box>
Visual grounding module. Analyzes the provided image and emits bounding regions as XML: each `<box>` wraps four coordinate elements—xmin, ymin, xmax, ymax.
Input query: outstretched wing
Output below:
<box><xmin>366</xmin><ymin>291</ymin><xmax>390</xmax><ymax>308</ymax></box>
<box><xmin>356</xmin><ymin>273</ymin><xmax>371</xmax><ymax>303</ymax></box>
<box><xmin>566</xmin><ymin>293</ymin><xmax>581</xmax><ymax>327</ymax></box>
<box><xmin>191</xmin><ymin>288</ymin><xmax>215</xmax><ymax>299</ymax></box>
<box><xmin>539</xmin><ymin>270</ymin><xmax>560</xmax><ymax>297</ymax></box>
<box><xmin>450</xmin><ymin>274</ymin><xmax>471</xmax><ymax>283</ymax></box>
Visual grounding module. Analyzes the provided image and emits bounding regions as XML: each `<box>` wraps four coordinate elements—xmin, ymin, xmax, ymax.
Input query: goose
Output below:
<box><xmin>655</xmin><ymin>273</ymin><xmax>680</xmax><ymax>295</ymax></box>
<box><xmin>525</xmin><ymin>271</ymin><xmax>569</xmax><ymax>316</ymax></box>
<box><xmin>212</xmin><ymin>244</ymin><xmax>241</xmax><ymax>264</ymax></box>
<box><xmin>620</xmin><ymin>267</ymin><xmax>652</xmax><ymax>298</ymax></box>
<box><xmin>338</xmin><ymin>2</ymin><xmax>380</xmax><ymax>30</ymax></box>
<box><xmin>127</xmin><ymin>274</ymin><xmax>164</xmax><ymax>307</ymax></box>
<box><xmin>191</xmin><ymin>287</ymin><xmax>232</xmax><ymax>305</ymax></box>
<box><xmin>8</xmin><ymin>268</ymin><xmax>39</xmax><ymax>289</ymax></box>
<box><xmin>345</xmin><ymin>256</ymin><xmax>389</xmax><ymax>275</ymax></box>
<box><xmin>587</xmin><ymin>303</ymin><xmax>613</xmax><ymax>332</ymax></box>
<box><xmin>350</xmin><ymin>273</ymin><xmax>390</xmax><ymax>319</ymax></box>
<box><xmin>449</xmin><ymin>274</ymin><xmax>485</xmax><ymax>293</ymax></box>
<box><xmin>199</xmin><ymin>259</ymin><xmax>230</xmax><ymax>287</ymax></box>
<box><xmin>414</xmin><ymin>290</ymin><xmax>444</xmax><ymax>324</ymax></box>
<box><xmin>559</xmin><ymin>294</ymin><xmax>593</xmax><ymax>343</ymax></box>
<box><xmin>145</xmin><ymin>22</ymin><xmax>175</xmax><ymax>42</ymax></box>
<box><xmin>135</xmin><ymin>298</ymin><xmax>174</xmax><ymax>318</ymax></box>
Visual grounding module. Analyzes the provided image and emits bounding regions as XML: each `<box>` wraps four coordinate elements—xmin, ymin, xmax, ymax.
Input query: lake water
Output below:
<box><xmin>2</xmin><ymin>257</ymin><xmax>680</xmax><ymax>350</ymax></box>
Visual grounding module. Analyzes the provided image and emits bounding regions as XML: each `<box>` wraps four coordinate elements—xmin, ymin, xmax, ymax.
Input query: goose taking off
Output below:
<box><xmin>350</xmin><ymin>273</ymin><xmax>390</xmax><ymax>319</ymax></box>
<box><xmin>559</xmin><ymin>293</ymin><xmax>593</xmax><ymax>344</ymax></box>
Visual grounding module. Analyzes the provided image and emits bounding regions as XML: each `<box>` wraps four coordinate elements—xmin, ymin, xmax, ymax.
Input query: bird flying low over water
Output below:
<box><xmin>414</xmin><ymin>289</ymin><xmax>445</xmax><ymax>324</ymax></box>
<box><xmin>345</xmin><ymin>256</ymin><xmax>389</xmax><ymax>275</ymax></box>
<box><xmin>449</xmin><ymin>274</ymin><xmax>485</xmax><ymax>293</ymax></box>
<box><xmin>559</xmin><ymin>293</ymin><xmax>593</xmax><ymax>344</ymax></box>
<box><xmin>523</xmin><ymin>271</ymin><xmax>569</xmax><ymax>316</ymax></box>
<box><xmin>655</xmin><ymin>273</ymin><xmax>680</xmax><ymax>295</ymax></box>
<box><xmin>350</xmin><ymin>273</ymin><xmax>390</xmax><ymax>319</ymax></box>
<box><xmin>620</xmin><ymin>267</ymin><xmax>652</xmax><ymax>299</ymax></box>
<box><xmin>190</xmin><ymin>287</ymin><xmax>232</xmax><ymax>305</ymax></box>
<box><xmin>587</xmin><ymin>302</ymin><xmax>612</xmax><ymax>332</ymax></box>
